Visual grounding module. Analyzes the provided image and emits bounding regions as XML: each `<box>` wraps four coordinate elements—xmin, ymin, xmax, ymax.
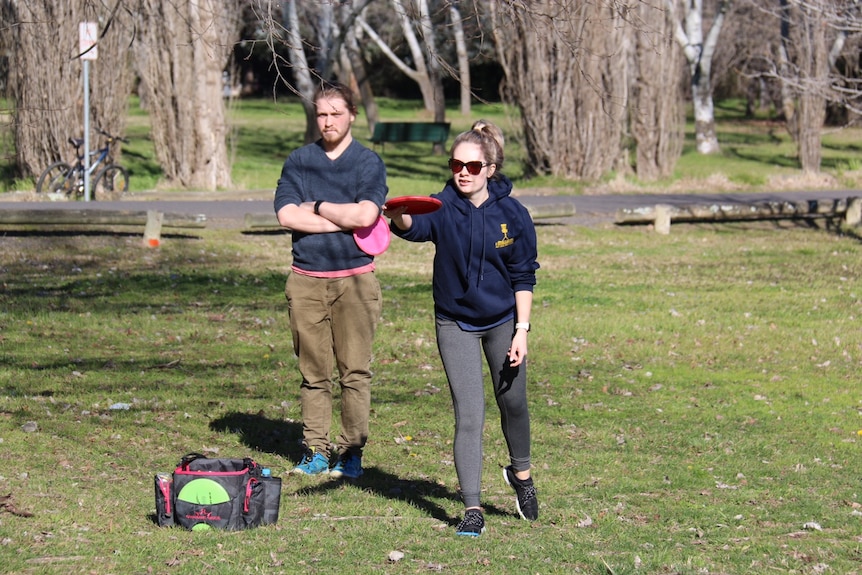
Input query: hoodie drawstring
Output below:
<box><xmin>478</xmin><ymin>208</ymin><xmax>486</xmax><ymax>284</ymax></box>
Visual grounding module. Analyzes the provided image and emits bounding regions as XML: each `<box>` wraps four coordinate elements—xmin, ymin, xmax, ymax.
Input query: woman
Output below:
<box><xmin>385</xmin><ymin>120</ymin><xmax>540</xmax><ymax>537</ymax></box>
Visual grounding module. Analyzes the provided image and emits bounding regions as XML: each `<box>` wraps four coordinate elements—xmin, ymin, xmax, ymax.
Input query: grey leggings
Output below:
<box><xmin>436</xmin><ymin>317</ymin><xmax>531</xmax><ymax>509</ymax></box>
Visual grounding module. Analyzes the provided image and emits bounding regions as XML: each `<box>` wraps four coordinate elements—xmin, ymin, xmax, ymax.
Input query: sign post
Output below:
<box><xmin>79</xmin><ymin>22</ymin><xmax>98</xmax><ymax>202</ymax></box>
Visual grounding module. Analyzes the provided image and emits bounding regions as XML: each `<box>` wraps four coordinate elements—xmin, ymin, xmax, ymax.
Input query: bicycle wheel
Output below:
<box><xmin>53</xmin><ymin>169</ymin><xmax>83</xmax><ymax>198</ymax></box>
<box><xmin>92</xmin><ymin>164</ymin><xmax>129</xmax><ymax>200</ymax></box>
<box><xmin>35</xmin><ymin>162</ymin><xmax>71</xmax><ymax>194</ymax></box>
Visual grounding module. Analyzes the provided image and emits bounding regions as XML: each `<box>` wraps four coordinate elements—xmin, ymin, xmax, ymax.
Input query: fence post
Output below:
<box><xmin>143</xmin><ymin>210</ymin><xmax>164</xmax><ymax>247</ymax></box>
<box><xmin>654</xmin><ymin>204</ymin><xmax>672</xmax><ymax>235</ymax></box>
<box><xmin>845</xmin><ymin>197</ymin><xmax>862</xmax><ymax>227</ymax></box>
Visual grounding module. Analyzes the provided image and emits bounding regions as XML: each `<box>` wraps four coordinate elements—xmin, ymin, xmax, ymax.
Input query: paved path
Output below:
<box><xmin>1</xmin><ymin>189</ymin><xmax>859</xmax><ymax>229</ymax></box>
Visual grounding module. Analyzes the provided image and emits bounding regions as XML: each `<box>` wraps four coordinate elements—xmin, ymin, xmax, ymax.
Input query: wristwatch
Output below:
<box><xmin>515</xmin><ymin>322</ymin><xmax>531</xmax><ymax>332</ymax></box>
<box><xmin>314</xmin><ymin>200</ymin><xmax>324</xmax><ymax>215</ymax></box>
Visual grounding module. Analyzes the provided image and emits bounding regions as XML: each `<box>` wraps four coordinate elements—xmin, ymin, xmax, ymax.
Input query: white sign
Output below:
<box><xmin>79</xmin><ymin>22</ymin><xmax>98</xmax><ymax>60</ymax></box>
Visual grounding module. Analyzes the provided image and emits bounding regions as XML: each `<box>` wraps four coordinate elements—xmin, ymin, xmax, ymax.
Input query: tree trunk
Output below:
<box><xmin>132</xmin><ymin>0</ymin><xmax>239</xmax><ymax>190</ymax></box>
<box><xmin>415</xmin><ymin>0</ymin><xmax>446</xmax><ymax>153</ymax></box>
<box><xmin>668</xmin><ymin>0</ymin><xmax>726</xmax><ymax>155</ymax></box>
<box><xmin>777</xmin><ymin>0</ymin><xmax>829</xmax><ymax>173</ymax></box>
<box><xmin>344</xmin><ymin>17</ymin><xmax>379</xmax><ymax>133</ymax></box>
<box><xmin>798</xmin><ymin>91</ymin><xmax>825</xmax><ymax>173</ymax></box>
<box><xmin>795</xmin><ymin>5</ymin><xmax>828</xmax><ymax>174</ymax></box>
<box><xmin>629</xmin><ymin>0</ymin><xmax>684</xmax><ymax>180</ymax></box>
<box><xmin>692</xmin><ymin>83</ymin><xmax>720</xmax><ymax>155</ymax></box>
<box><xmin>777</xmin><ymin>0</ymin><xmax>797</xmax><ymax>136</ymax></box>
<box><xmin>6</xmin><ymin>2</ymin><xmax>133</xmax><ymax>180</ymax></box>
<box><xmin>189</xmin><ymin>2</ymin><xmax>234</xmax><ymax>191</ymax></box>
<box><xmin>280</xmin><ymin>0</ymin><xmax>318</xmax><ymax>144</ymax></box>
<box><xmin>449</xmin><ymin>2</ymin><xmax>472</xmax><ymax>116</ymax></box>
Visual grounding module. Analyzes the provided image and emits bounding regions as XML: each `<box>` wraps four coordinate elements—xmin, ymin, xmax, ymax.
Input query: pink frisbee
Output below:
<box><xmin>353</xmin><ymin>215</ymin><xmax>391</xmax><ymax>256</ymax></box>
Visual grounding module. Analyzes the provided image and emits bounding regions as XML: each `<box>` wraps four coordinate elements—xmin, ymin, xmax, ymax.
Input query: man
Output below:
<box><xmin>274</xmin><ymin>81</ymin><xmax>387</xmax><ymax>479</ymax></box>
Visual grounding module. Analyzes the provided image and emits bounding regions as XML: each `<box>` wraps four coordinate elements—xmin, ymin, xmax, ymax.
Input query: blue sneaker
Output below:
<box><xmin>330</xmin><ymin>452</ymin><xmax>362</xmax><ymax>479</ymax></box>
<box><xmin>292</xmin><ymin>448</ymin><xmax>330</xmax><ymax>475</ymax></box>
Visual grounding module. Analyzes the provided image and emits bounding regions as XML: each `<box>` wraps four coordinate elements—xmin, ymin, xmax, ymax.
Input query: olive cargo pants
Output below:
<box><xmin>285</xmin><ymin>271</ymin><xmax>382</xmax><ymax>456</ymax></box>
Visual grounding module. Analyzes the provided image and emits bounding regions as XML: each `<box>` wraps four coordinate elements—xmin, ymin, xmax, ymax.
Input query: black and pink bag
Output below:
<box><xmin>154</xmin><ymin>453</ymin><xmax>281</xmax><ymax>531</ymax></box>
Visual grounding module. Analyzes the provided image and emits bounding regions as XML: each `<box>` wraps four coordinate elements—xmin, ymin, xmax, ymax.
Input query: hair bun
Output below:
<box><xmin>471</xmin><ymin>119</ymin><xmax>504</xmax><ymax>159</ymax></box>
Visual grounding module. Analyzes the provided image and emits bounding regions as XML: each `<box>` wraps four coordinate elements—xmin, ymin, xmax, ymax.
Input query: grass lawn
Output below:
<box><xmin>1</xmin><ymin>216</ymin><xmax>862</xmax><ymax>574</ymax></box>
<box><xmin>1</xmin><ymin>95</ymin><xmax>861</xmax><ymax>574</ymax></box>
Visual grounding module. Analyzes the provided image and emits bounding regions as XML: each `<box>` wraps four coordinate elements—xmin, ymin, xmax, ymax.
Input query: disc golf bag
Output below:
<box><xmin>154</xmin><ymin>453</ymin><xmax>281</xmax><ymax>531</ymax></box>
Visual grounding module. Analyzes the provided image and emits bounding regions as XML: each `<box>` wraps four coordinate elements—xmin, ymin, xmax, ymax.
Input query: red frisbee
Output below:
<box><xmin>353</xmin><ymin>215</ymin><xmax>391</xmax><ymax>256</ymax></box>
<box><xmin>384</xmin><ymin>195</ymin><xmax>442</xmax><ymax>215</ymax></box>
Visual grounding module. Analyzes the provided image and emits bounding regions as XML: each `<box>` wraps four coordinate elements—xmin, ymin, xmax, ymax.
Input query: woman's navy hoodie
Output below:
<box><xmin>391</xmin><ymin>174</ymin><xmax>539</xmax><ymax>329</ymax></box>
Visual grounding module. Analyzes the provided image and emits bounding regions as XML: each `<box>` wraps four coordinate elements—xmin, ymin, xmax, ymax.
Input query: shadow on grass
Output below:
<box><xmin>723</xmin><ymin>145</ymin><xmax>800</xmax><ymax>168</ymax></box>
<box><xmin>210</xmin><ymin>411</ymin><xmax>303</xmax><ymax>460</ymax></box>
<box><xmin>292</xmin><ymin>468</ymin><xmax>510</xmax><ymax>527</ymax></box>
<box><xmin>1</xmin><ymin>262</ymin><xmax>286</xmax><ymax>316</ymax></box>
<box><xmin>378</xmin><ymin>152</ymin><xmax>449</xmax><ymax>181</ymax></box>
<box><xmin>692</xmin><ymin>215</ymin><xmax>860</xmax><ymax>237</ymax></box>
<box><xmin>208</xmin><ymin>410</ymin><xmax>511</xmax><ymax>527</ymax></box>
<box><xmin>241</xmin><ymin>229</ymin><xmax>289</xmax><ymax>236</ymax></box>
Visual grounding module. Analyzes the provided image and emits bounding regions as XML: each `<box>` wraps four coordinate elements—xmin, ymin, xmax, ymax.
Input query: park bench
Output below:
<box><xmin>0</xmin><ymin>208</ymin><xmax>207</xmax><ymax>246</ymax></box>
<box><xmin>370</xmin><ymin>121</ymin><xmax>451</xmax><ymax>150</ymax></box>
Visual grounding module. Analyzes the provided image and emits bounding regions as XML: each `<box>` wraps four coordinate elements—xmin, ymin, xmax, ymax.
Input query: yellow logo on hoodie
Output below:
<box><xmin>495</xmin><ymin>223</ymin><xmax>514</xmax><ymax>248</ymax></box>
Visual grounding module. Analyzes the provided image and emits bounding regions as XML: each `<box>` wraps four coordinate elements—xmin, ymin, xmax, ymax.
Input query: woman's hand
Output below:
<box><xmin>383</xmin><ymin>204</ymin><xmax>412</xmax><ymax>230</ymax></box>
<box><xmin>507</xmin><ymin>330</ymin><xmax>528</xmax><ymax>367</ymax></box>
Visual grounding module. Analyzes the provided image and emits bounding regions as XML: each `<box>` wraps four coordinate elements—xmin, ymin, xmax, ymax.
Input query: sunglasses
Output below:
<box><xmin>448</xmin><ymin>159</ymin><xmax>488</xmax><ymax>176</ymax></box>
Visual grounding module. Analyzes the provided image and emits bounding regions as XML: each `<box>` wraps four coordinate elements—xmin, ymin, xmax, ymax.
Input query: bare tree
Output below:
<box><xmin>743</xmin><ymin>0</ymin><xmax>862</xmax><ymax>173</ymax></box>
<box><xmin>667</xmin><ymin>0</ymin><xmax>729</xmax><ymax>155</ymax></box>
<box><xmin>489</xmin><ymin>0</ymin><xmax>628</xmax><ymax>180</ymax></box>
<box><xmin>255</xmin><ymin>0</ymin><xmax>377</xmax><ymax>142</ymax></box>
<box><xmin>4</xmin><ymin>1</ymin><xmax>133</xmax><ymax>180</ymax></box>
<box><xmin>258</xmin><ymin>1</ymin><xmax>475</xmax><ymax>147</ymax></box>
<box><xmin>131</xmin><ymin>0</ymin><xmax>241</xmax><ymax>190</ymax></box>
<box><xmin>357</xmin><ymin>0</ymin><xmax>447</xmax><ymax>122</ymax></box>
<box><xmin>359</xmin><ymin>0</ymin><xmax>477</xmax><ymax>118</ymax></box>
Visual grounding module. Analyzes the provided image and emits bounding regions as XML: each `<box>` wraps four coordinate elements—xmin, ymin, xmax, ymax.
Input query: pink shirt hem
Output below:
<box><xmin>291</xmin><ymin>263</ymin><xmax>376</xmax><ymax>278</ymax></box>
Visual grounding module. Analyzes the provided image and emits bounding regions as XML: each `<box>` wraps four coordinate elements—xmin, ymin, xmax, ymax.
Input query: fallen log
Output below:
<box><xmin>244</xmin><ymin>213</ymin><xmax>282</xmax><ymax>230</ymax></box>
<box><xmin>616</xmin><ymin>198</ymin><xmax>856</xmax><ymax>227</ymax></box>
<box><xmin>0</xmin><ymin>209</ymin><xmax>207</xmax><ymax>228</ymax></box>
<box><xmin>0</xmin><ymin>209</ymin><xmax>207</xmax><ymax>248</ymax></box>
<box><xmin>244</xmin><ymin>202</ymin><xmax>576</xmax><ymax>231</ymax></box>
<box><xmin>526</xmin><ymin>202</ymin><xmax>576</xmax><ymax>220</ymax></box>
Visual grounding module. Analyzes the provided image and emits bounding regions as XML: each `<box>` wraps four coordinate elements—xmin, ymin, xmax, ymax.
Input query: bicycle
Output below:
<box><xmin>35</xmin><ymin>129</ymin><xmax>130</xmax><ymax>200</ymax></box>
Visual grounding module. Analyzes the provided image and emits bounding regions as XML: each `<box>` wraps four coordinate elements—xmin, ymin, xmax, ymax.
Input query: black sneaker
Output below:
<box><xmin>455</xmin><ymin>509</ymin><xmax>485</xmax><ymax>537</ymax></box>
<box><xmin>503</xmin><ymin>466</ymin><xmax>539</xmax><ymax>521</ymax></box>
